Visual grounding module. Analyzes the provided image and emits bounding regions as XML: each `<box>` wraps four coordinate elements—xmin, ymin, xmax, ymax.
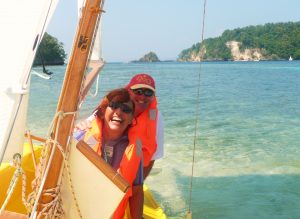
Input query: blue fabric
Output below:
<box><xmin>133</xmin><ymin>157</ymin><xmax>144</xmax><ymax>185</ymax></box>
<box><xmin>73</xmin><ymin>129</ymin><xmax>86</xmax><ymax>141</ymax></box>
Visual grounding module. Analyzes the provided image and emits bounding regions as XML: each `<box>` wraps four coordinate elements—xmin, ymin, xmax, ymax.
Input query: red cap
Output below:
<box><xmin>126</xmin><ymin>73</ymin><xmax>155</xmax><ymax>92</ymax></box>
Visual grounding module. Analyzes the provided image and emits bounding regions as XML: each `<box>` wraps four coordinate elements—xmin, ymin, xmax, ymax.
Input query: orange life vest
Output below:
<box><xmin>83</xmin><ymin>117</ymin><xmax>142</xmax><ymax>219</ymax></box>
<box><xmin>128</xmin><ymin>97</ymin><xmax>158</xmax><ymax>167</ymax></box>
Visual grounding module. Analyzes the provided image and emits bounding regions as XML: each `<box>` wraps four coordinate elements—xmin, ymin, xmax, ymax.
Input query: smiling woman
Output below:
<box><xmin>94</xmin><ymin>88</ymin><xmax>134</xmax><ymax>140</ymax></box>
<box><xmin>73</xmin><ymin>88</ymin><xmax>143</xmax><ymax>218</ymax></box>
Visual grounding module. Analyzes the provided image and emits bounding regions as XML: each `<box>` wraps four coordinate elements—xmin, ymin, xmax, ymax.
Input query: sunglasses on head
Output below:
<box><xmin>108</xmin><ymin>101</ymin><xmax>133</xmax><ymax>114</ymax></box>
<box><xmin>131</xmin><ymin>88</ymin><xmax>154</xmax><ymax>97</ymax></box>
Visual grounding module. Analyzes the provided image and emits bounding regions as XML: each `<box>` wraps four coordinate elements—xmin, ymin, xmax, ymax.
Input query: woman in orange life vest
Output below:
<box><xmin>74</xmin><ymin>88</ymin><xmax>143</xmax><ymax>219</ymax></box>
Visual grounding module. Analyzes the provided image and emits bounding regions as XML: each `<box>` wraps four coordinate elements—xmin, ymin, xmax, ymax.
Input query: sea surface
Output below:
<box><xmin>29</xmin><ymin>61</ymin><xmax>300</xmax><ymax>219</ymax></box>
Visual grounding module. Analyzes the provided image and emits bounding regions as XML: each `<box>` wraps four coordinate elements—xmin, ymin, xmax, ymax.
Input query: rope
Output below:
<box><xmin>60</xmin><ymin>143</ymin><xmax>83</xmax><ymax>219</ymax></box>
<box><xmin>47</xmin><ymin>120</ymin><xmax>83</xmax><ymax>218</ymax></box>
<box><xmin>0</xmin><ymin>153</ymin><xmax>32</xmax><ymax>213</ymax></box>
<box><xmin>29</xmin><ymin>110</ymin><xmax>78</xmax><ymax>218</ymax></box>
<box><xmin>28</xmin><ymin>110</ymin><xmax>85</xmax><ymax>218</ymax></box>
<box><xmin>30</xmin><ymin>137</ymin><xmax>84</xmax><ymax>219</ymax></box>
<box><xmin>0</xmin><ymin>154</ymin><xmax>23</xmax><ymax>214</ymax></box>
<box><xmin>36</xmin><ymin>187</ymin><xmax>63</xmax><ymax>219</ymax></box>
<box><xmin>187</xmin><ymin>0</ymin><xmax>207</xmax><ymax>216</ymax></box>
<box><xmin>21</xmin><ymin>168</ymin><xmax>30</xmax><ymax>209</ymax></box>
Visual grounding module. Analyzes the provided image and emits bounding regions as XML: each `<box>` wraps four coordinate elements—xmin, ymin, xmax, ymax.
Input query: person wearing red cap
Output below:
<box><xmin>126</xmin><ymin>73</ymin><xmax>164</xmax><ymax>219</ymax></box>
<box><xmin>126</xmin><ymin>73</ymin><xmax>164</xmax><ymax>176</ymax></box>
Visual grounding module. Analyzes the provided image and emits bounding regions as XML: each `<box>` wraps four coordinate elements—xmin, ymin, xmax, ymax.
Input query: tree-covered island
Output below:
<box><xmin>131</xmin><ymin>51</ymin><xmax>160</xmax><ymax>62</ymax></box>
<box><xmin>33</xmin><ymin>32</ymin><xmax>67</xmax><ymax>66</ymax></box>
<box><xmin>178</xmin><ymin>21</ymin><xmax>300</xmax><ymax>61</ymax></box>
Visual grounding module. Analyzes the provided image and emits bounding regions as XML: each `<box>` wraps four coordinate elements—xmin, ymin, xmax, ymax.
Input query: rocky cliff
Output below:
<box><xmin>178</xmin><ymin>21</ymin><xmax>300</xmax><ymax>61</ymax></box>
<box><xmin>226</xmin><ymin>41</ymin><xmax>265</xmax><ymax>61</ymax></box>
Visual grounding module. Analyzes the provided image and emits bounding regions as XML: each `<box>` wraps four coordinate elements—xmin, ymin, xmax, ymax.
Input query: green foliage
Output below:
<box><xmin>34</xmin><ymin>32</ymin><xmax>66</xmax><ymax>65</ymax></box>
<box><xmin>203</xmin><ymin>37</ymin><xmax>232</xmax><ymax>60</ymax></box>
<box><xmin>178</xmin><ymin>21</ymin><xmax>300</xmax><ymax>61</ymax></box>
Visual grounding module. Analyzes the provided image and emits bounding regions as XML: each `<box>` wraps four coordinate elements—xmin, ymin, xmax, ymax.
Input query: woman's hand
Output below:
<box><xmin>74</xmin><ymin>119</ymin><xmax>92</xmax><ymax>131</ymax></box>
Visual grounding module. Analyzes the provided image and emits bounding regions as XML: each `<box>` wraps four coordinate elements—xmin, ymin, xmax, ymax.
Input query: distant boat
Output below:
<box><xmin>32</xmin><ymin>70</ymin><xmax>52</xmax><ymax>80</ymax></box>
<box><xmin>289</xmin><ymin>56</ymin><xmax>293</xmax><ymax>61</ymax></box>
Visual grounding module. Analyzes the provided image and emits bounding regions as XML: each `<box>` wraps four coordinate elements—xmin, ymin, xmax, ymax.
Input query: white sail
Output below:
<box><xmin>0</xmin><ymin>0</ymin><xmax>59</xmax><ymax>163</ymax></box>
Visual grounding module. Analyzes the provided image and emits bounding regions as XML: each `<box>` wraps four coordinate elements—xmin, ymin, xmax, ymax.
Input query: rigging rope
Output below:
<box><xmin>28</xmin><ymin>110</ymin><xmax>85</xmax><ymax>218</ymax></box>
<box><xmin>29</xmin><ymin>110</ymin><xmax>78</xmax><ymax>218</ymax></box>
<box><xmin>0</xmin><ymin>154</ymin><xmax>23</xmax><ymax>214</ymax></box>
<box><xmin>186</xmin><ymin>0</ymin><xmax>207</xmax><ymax>217</ymax></box>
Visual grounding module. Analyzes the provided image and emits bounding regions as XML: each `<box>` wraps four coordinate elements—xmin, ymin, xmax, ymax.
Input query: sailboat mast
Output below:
<box><xmin>34</xmin><ymin>0</ymin><xmax>104</xmax><ymax>216</ymax></box>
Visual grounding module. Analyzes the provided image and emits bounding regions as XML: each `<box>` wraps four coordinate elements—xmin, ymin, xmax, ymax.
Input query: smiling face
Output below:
<box><xmin>103</xmin><ymin>101</ymin><xmax>133</xmax><ymax>135</ymax></box>
<box><xmin>126</xmin><ymin>73</ymin><xmax>156</xmax><ymax>117</ymax></box>
<box><xmin>95</xmin><ymin>88</ymin><xmax>134</xmax><ymax>141</ymax></box>
<box><xmin>129</xmin><ymin>88</ymin><xmax>154</xmax><ymax>117</ymax></box>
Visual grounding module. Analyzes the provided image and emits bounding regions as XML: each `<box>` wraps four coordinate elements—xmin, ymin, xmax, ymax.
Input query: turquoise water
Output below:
<box><xmin>29</xmin><ymin>61</ymin><xmax>300</xmax><ymax>218</ymax></box>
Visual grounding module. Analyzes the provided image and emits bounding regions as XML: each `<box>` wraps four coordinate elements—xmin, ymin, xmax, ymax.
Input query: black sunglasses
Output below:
<box><xmin>108</xmin><ymin>101</ymin><xmax>133</xmax><ymax>114</ymax></box>
<box><xmin>131</xmin><ymin>88</ymin><xmax>154</xmax><ymax>97</ymax></box>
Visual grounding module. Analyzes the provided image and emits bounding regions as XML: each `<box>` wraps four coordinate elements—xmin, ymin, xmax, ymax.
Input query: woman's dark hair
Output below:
<box><xmin>94</xmin><ymin>88</ymin><xmax>135</xmax><ymax>119</ymax></box>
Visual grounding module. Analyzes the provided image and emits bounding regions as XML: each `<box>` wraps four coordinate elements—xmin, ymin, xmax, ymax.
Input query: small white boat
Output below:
<box><xmin>289</xmin><ymin>56</ymin><xmax>293</xmax><ymax>61</ymax></box>
<box><xmin>31</xmin><ymin>70</ymin><xmax>51</xmax><ymax>80</ymax></box>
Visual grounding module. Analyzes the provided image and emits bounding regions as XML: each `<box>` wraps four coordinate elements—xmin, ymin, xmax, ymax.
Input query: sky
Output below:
<box><xmin>47</xmin><ymin>0</ymin><xmax>300</xmax><ymax>62</ymax></box>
